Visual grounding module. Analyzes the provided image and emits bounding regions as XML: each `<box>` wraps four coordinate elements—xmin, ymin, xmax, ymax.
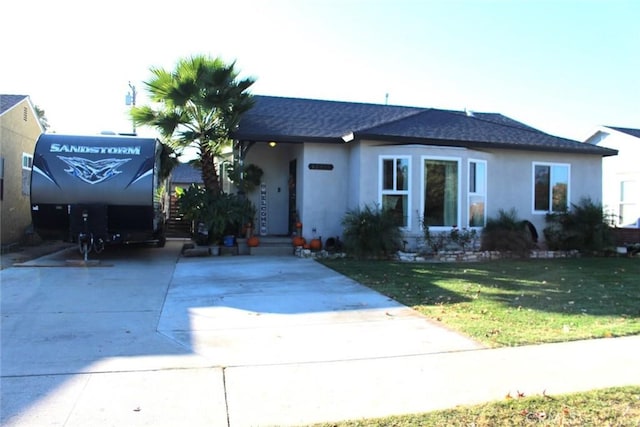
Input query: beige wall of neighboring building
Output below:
<box><xmin>0</xmin><ymin>97</ymin><xmax>43</xmax><ymax>246</ymax></box>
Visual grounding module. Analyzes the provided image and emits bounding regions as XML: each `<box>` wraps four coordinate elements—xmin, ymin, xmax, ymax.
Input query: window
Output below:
<box><xmin>619</xmin><ymin>180</ymin><xmax>638</xmax><ymax>226</ymax></box>
<box><xmin>423</xmin><ymin>157</ymin><xmax>459</xmax><ymax>227</ymax></box>
<box><xmin>22</xmin><ymin>153</ymin><xmax>33</xmax><ymax>170</ymax></box>
<box><xmin>380</xmin><ymin>156</ymin><xmax>410</xmax><ymax>227</ymax></box>
<box><xmin>533</xmin><ymin>163</ymin><xmax>569</xmax><ymax>213</ymax></box>
<box><xmin>468</xmin><ymin>160</ymin><xmax>486</xmax><ymax>227</ymax></box>
<box><xmin>21</xmin><ymin>153</ymin><xmax>33</xmax><ymax>196</ymax></box>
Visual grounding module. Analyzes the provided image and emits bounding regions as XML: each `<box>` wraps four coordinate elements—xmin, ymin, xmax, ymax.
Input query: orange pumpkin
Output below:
<box><xmin>292</xmin><ymin>236</ymin><xmax>306</xmax><ymax>247</ymax></box>
<box><xmin>247</xmin><ymin>236</ymin><xmax>260</xmax><ymax>247</ymax></box>
<box><xmin>309</xmin><ymin>238</ymin><xmax>322</xmax><ymax>251</ymax></box>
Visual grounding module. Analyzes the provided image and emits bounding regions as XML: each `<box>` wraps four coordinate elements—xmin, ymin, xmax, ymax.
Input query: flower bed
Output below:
<box><xmin>395</xmin><ymin>249</ymin><xmax>581</xmax><ymax>263</ymax></box>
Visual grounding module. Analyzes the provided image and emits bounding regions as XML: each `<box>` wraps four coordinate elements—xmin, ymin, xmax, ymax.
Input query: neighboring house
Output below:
<box><xmin>584</xmin><ymin>126</ymin><xmax>640</xmax><ymax>228</ymax></box>
<box><xmin>170</xmin><ymin>161</ymin><xmax>204</xmax><ymax>194</ymax></box>
<box><xmin>0</xmin><ymin>95</ymin><xmax>44</xmax><ymax>247</ymax></box>
<box><xmin>231</xmin><ymin>95</ymin><xmax>616</xmax><ymax>248</ymax></box>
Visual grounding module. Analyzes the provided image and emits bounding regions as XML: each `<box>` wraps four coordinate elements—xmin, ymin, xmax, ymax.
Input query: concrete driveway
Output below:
<box><xmin>1</xmin><ymin>239</ymin><xmax>481</xmax><ymax>426</ymax></box>
<box><xmin>3</xmin><ymin>240</ymin><xmax>638</xmax><ymax>426</ymax></box>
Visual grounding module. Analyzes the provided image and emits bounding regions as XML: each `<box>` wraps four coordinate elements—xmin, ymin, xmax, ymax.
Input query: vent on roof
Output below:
<box><xmin>465</xmin><ymin>108</ymin><xmax>474</xmax><ymax>117</ymax></box>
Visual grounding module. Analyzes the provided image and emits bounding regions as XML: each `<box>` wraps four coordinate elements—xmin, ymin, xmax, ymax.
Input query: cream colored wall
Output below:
<box><xmin>354</xmin><ymin>142</ymin><xmax>603</xmax><ymax>248</ymax></box>
<box><xmin>245</xmin><ymin>141</ymin><xmax>350</xmax><ymax>240</ymax></box>
<box><xmin>242</xmin><ymin>139</ymin><xmax>605</xmax><ymax>248</ymax></box>
<box><xmin>0</xmin><ymin>98</ymin><xmax>43</xmax><ymax>245</ymax></box>
<box><xmin>297</xmin><ymin>143</ymin><xmax>350</xmax><ymax>242</ymax></box>
<box><xmin>487</xmin><ymin>149</ymin><xmax>603</xmax><ymax>238</ymax></box>
<box><xmin>244</xmin><ymin>142</ymin><xmax>303</xmax><ymax>236</ymax></box>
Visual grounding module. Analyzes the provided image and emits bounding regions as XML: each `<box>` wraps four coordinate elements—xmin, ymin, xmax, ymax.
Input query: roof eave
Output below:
<box><xmin>232</xmin><ymin>132</ymin><xmax>344</xmax><ymax>144</ymax></box>
<box><xmin>355</xmin><ymin>133</ymin><xmax>619</xmax><ymax>156</ymax></box>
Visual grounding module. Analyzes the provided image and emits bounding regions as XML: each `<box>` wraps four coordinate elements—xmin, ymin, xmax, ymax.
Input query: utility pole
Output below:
<box><xmin>126</xmin><ymin>81</ymin><xmax>137</xmax><ymax>134</ymax></box>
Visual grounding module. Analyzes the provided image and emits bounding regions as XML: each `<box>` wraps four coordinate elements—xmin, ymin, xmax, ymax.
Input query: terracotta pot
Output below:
<box><xmin>247</xmin><ymin>236</ymin><xmax>259</xmax><ymax>247</ymax></box>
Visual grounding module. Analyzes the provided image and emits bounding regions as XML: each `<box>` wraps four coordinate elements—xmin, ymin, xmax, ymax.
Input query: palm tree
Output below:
<box><xmin>34</xmin><ymin>105</ymin><xmax>50</xmax><ymax>131</ymax></box>
<box><xmin>131</xmin><ymin>55</ymin><xmax>255</xmax><ymax>196</ymax></box>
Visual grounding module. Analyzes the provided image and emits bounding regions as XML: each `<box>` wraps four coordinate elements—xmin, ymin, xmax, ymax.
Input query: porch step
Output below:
<box><xmin>249</xmin><ymin>236</ymin><xmax>294</xmax><ymax>256</ymax></box>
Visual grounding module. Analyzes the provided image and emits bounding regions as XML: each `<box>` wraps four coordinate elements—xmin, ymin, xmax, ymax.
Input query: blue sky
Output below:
<box><xmin>3</xmin><ymin>0</ymin><xmax>638</xmax><ymax>141</ymax></box>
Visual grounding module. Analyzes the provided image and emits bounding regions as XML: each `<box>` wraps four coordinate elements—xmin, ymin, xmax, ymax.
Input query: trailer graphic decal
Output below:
<box><xmin>57</xmin><ymin>156</ymin><xmax>131</xmax><ymax>185</ymax></box>
<box><xmin>126</xmin><ymin>157</ymin><xmax>155</xmax><ymax>188</ymax></box>
<box><xmin>32</xmin><ymin>154</ymin><xmax>61</xmax><ymax>187</ymax></box>
<box><xmin>50</xmin><ymin>143</ymin><xmax>141</xmax><ymax>155</ymax></box>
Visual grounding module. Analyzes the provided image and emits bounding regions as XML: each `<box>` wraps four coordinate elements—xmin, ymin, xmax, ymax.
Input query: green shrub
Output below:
<box><xmin>543</xmin><ymin>197</ymin><xmax>613</xmax><ymax>252</ymax></box>
<box><xmin>341</xmin><ymin>203</ymin><xmax>402</xmax><ymax>259</ymax></box>
<box><xmin>480</xmin><ymin>208</ymin><xmax>536</xmax><ymax>257</ymax></box>
<box><xmin>419</xmin><ymin>221</ymin><xmax>479</xmax><ymax>253</ymax></box>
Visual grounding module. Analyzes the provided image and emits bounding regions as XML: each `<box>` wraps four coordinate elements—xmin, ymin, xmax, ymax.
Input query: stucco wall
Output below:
<box><xmin>297</xmin><ymin>143</ymin><xmax>350</xmax><ymax>241</ymax></box>
<box><xmin>0</xmin><ymin>98</ymin><xmax>43</xmax><ymax>245</ymax></box>
<box><xmin>487</xmin><ymin>149</ymin><xmax>603</xmax><ymax>238</ymax></box>
<box><xmin>244</xmin><ymin>143</ymin><xmax>298</xmax><ymax>235</ymax></box>
<box><xmin>353</xmin><ymin>142</ymin><xmax>604</xmax><ymax>248</ymax></box>
<box><xmin>243</xmin><ymin>139</ymin><xmax>605</xmax><ymax>248</ymax></box>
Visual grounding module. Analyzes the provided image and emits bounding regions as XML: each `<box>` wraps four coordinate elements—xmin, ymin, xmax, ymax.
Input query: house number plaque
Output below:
<box><xmin>308</xmin><ymin>163</ymin><xmax>333</xmax><ymax>170</ymax></box>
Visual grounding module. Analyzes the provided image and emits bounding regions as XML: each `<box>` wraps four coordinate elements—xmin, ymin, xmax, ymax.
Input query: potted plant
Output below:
<box><xmin>174</xmin><ymin>185</ymin><xmax>225</xmax><ymax>251</ymax></box>
<box><xmin>176</xmin><ymin>184</ymin><xmax>257</xmax><ymax>255</ymax></box>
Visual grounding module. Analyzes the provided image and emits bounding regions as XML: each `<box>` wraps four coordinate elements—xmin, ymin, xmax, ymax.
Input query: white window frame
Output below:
<box><xmin>421</xmin><ymin>156</ymin><xmax>461</xmax><ymax>230</ymax></box>
<box><xmin>378</xmin><ymin>155</ymin><xmax>411</xmax><ymax>229</ymax></box>
<box><xmin>22</xmin><ymin>153</ymin><xmax>33</xmax><ymax>170</ymax></box>
<box><xmin>618</xmin><ymin>180</ymin><xmax>637</xmax><ymax>226</ymax></box>
<box><xmin>468</xmin><ymin>159</ymin><xmax>487</xmax><ymax>228</ymax></box>
<box><xmin>532</xmin><ymin>162</ymin><xmax>571</xmax><ymax>214</ymax></box>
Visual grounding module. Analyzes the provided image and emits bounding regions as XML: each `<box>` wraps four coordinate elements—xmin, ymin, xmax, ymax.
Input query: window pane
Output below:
<box><xmin>383</xmin><ymin>159</ymin><xmax>393</xmax><ymax>190</ymax></box>
<box><xmin>383</xmin><ymin>194</ymin><xmax>407</xmax><ymax>227</ymax></box>
<box><xmin>534</xmin><ymin>165</ymin><xmax>550</xmax><ymax>211</ymax></box>
<box><xmin>477</xmin><ymin>162</ymin><xmax>485</xmax><ymax>194</ymax></box>
<box><xmin>469</xmin><ymin>162</ymin><xmax>476</xmax><ymax>193</ymax></box>
<box><xmin>396</xmin><ymin>158</ymin><xmax>408</xmax><ymax>191</ymax></box>
<box><xmin>469</xmin><ymin>195</ymin><xmax>485</xmax><ymax>227</ymax></box>
<box><xmin>551</xmin><ymin>165</ymin><xmax>568</xmax><ymax>212</ymax></box>
<box><xmin>424</xmin><ymin>159</ymin><xmax>458</xmax><ymax>226</ymax></box>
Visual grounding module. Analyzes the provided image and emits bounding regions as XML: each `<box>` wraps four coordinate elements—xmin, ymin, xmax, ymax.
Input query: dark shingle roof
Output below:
<box><xmin>234</xmin><ymin>95</ymin><xmax>616</xmax><ymax>156</ymax></box>
<box><xmin>0</xmin><ymin>94</ymin><xmax>28</xmax><ymax>115</ymax></box>
<box><xmin>608</xmin><ymin>126</ymin><xmax>640</xmax><ymax>139</ymax></box>
<box><xmin>171</xmin><ymin>162</ymin><xmax>203</xmax><ymax>184</ymax></box>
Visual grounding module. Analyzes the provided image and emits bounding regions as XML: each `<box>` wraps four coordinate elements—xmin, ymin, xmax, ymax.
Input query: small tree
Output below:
<box><xmin>34</xmin><ymin>105</ymin><xmax>50</xmax><ymax>131</ymax></box>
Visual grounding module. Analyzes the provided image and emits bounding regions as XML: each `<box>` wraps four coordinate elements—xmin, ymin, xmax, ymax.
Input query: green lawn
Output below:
<box><xmin>319</xmin><ymin>257</ymin><xmax>640</xmax><ymax>347</ymax></box>
<box><xmin>309</xmin><ymin>386</ymin><xmax>640</xmax><ymax>427</ymax></box>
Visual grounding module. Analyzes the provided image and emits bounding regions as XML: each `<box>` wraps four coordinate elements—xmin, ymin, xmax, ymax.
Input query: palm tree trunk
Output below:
<box><xmin>201</xmin><ymin>146</ymin><xmax>221</xmax><ymax>196</ymax></box>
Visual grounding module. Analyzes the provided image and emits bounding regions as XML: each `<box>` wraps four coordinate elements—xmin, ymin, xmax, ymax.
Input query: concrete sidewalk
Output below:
<box><xmin>1</xmin><ymin>242</ymin><xmax>638</xmax><ymax>426</ymax></box>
